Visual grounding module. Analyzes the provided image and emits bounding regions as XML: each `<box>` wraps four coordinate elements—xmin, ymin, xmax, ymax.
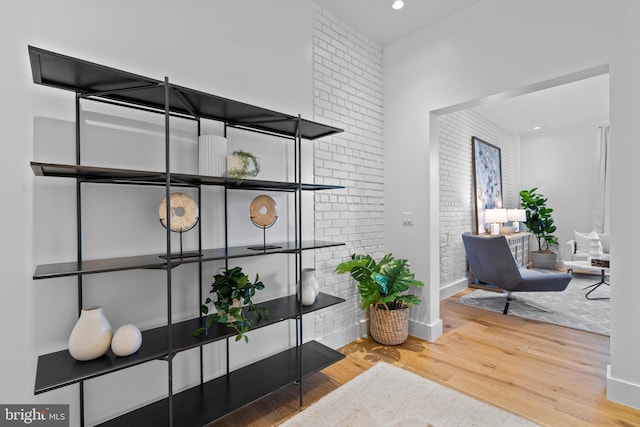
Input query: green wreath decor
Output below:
<box><xmin>227</xmin><ymin>150</ymin><xmax>260</xmax><ymax>179</ymax></box>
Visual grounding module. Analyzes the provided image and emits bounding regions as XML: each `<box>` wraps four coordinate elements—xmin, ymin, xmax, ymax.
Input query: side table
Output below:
<box><xmin>563</xmin><ymin>260</ymin><xmax>610</xmax><ymax>300</ymax></box>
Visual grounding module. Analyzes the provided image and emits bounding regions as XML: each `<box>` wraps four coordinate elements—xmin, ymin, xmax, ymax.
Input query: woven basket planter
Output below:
<box><xmin>369</xmin><ymin>304</ymin><xmax>409</xmax><ymax>345</ymax></box>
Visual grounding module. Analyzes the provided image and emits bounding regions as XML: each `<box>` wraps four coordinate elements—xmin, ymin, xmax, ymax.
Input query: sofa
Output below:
<box><xmin>566</xmin><ymin>230</ymin><xmax>610</xmax><ymax>261</ymax></box>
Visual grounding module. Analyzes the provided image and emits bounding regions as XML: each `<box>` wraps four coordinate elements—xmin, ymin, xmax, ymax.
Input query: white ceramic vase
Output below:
<box><xmin>68</xmin><ymin>306</ymin><xmax>113</xmax><ymax>361</ymax></box>
<box><xmin>297</xmin><ymin>269</ymin><xmax>319</xmax><ymax>306</ymax></box>
<box><xmin>301</xmin><ymin>268</ymin><xmax>320</xmax><ymax>297</ymax></box>
<box><xmin>298</xmin><ymin>283</ymin><xmax>316</xmax><ymax>306</ymax></box>
<box><xmin>111</xmin><ymin>324</ymin><xmax>143</xmax><ymax>357</ymax></box>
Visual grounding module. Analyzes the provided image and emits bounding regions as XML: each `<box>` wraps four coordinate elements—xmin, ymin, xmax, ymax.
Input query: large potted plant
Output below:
<box><xmin>519</xmin><ymin>187</ymin><xmax>559</xmax><ymax>269</ymax></box>
<box><xmin>194</xmin><ymin>266</ymin><xmax>269</xmax><ymax>342</ymax></box>
<box><xmin>336</xmin><ymin>253</ymin><xmax>424</xmax><ymax>345</ymax></box>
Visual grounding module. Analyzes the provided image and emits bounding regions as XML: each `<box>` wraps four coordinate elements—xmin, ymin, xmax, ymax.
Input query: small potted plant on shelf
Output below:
<box><xmin>194</xmin><ymin>266</ymin><xmax>269</xmax><ymax>342</ymax></box>
<box><xmin>335</xmin><ymin>253</ymin><xmax>424</xmax><ymax>345</ymax></box>
<box><xmin>226</xmin><ymin>149</ymin><xmax>260</xmax><ymax>180</ymax></box>
<box><xmin>519</xmin><ymin>187</ymin><xmax>559</xmax><ymax>269</ymax></box>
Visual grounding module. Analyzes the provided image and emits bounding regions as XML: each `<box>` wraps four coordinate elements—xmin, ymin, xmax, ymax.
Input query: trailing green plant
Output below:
<box><xmin>193</xmin><ymin>266</ymin><xmax>269</xmax><ymax>342</ymax></box>
<box><xmin>226</xmin><ymin>149</ymin><xmax>260</xmax><ymax>179</ymax></box>
<box><xmin>519</xmin><ymin>187</ymin><xmax>559</xmax><ymax>251</ymax></box>
<box><xmin>335</xmin><ymin>254</ymin><xmax>424</xmax><ymax>310</ymax></box>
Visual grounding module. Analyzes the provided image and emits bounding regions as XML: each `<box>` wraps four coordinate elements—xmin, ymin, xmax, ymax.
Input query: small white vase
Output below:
<box><xmin>111</xmin><ymin>324</ymin><xmax>143</xmax><ymax>357</ymax></box>
<box><xmin>297</xmin><ymin>283</ymin><xmax>316</xmax><ymax>306</ymax></box>
<box><xmin>68</xmin><ymin>306</ymin><xmax>112</xmax><ymax>361</ymax></box>
<box><xmin>301</xmin><ymin>268</ymin><xmax>320</xmax><ymax>297</ymax></box>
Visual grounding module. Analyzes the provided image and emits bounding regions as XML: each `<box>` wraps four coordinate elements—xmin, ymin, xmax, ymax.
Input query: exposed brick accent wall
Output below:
<box><xmin>312</xmin><ymin>4</ymin><xmax>384</xmax><ymax>341</ymax></box>
<box><xmin>438</xmin><ymin>110</ymin><xmax>515</xmax><ymax>289</ymax></box>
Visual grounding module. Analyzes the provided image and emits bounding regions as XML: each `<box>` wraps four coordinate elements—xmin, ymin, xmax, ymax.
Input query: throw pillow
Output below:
<box><xmin>597</xmin><ymin>232</ymin><xmax>610</xmax><ymax>253</ymax></box>
<box><xmin>574</xmin><ymin>230</ymin><xmax>600</xmax><ymax>254</ymax></box>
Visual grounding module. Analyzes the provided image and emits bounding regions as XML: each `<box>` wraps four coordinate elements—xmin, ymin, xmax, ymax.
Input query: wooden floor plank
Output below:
<box><xmin>209</xmin><ymin>290</ymin><xmax>640</xmax><ymax>426</ymax></box>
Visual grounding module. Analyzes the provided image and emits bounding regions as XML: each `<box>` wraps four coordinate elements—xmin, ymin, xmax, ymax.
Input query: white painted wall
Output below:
<box><xmin>312</xmin><ymin>5</ymin><xmax>385</xmax><ymax>347</ymax></box>
<box><xmin>607</xmin><ymin>0</ymin><xmax>640</xmax><ymax>408</ymax></box>
<box><xmin>384</xmin><ymin>0</ymin><xmax>640</xmax><ymax>409</ymax></box>
<box><xmin>520</xmin><ymin>123</ymin><xmax>602</xmax><ymax>260</ymax></box>
<box><xmin>1</xmin><ymin>1</ymin><xmax>320</xmax><ymax>425</ymax></box>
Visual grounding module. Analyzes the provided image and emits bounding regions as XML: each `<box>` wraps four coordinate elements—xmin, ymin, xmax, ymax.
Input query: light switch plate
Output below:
<box><xmin>402</xmin><ymin>211</ymin><xmax>413</xmax><ymax>225</ymax></box>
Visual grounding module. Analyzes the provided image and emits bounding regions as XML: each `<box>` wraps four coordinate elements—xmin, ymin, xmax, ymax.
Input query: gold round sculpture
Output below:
<box><xmin>249</xmin><ymin>195</ymin><xmax>277</xmax><ymax>228</ymax></box>
<box><xmin>159</xmin><ymin>192</ymin><xmax>199</xmax><ymax>232</ymax></box>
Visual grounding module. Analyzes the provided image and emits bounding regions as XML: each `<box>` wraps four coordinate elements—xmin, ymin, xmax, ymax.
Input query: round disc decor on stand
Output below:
<box><xmin>158</xmin><ymin>192</ymin><xmax>200</xmax><ymax>259</ymax></box>
<box><xmin>249</xmin><ymin>194</ymin><xmax>277</xmax><ymax>227</ymax></box>
<box><xmin>158</xmin><ymin>192</ymin><xmax>199</xmax><ymax>232</ymax></box>
<box><xmin>248</xmin><ymin>194</ymin><xmax>281</xmax><ymax>250</ymax></box>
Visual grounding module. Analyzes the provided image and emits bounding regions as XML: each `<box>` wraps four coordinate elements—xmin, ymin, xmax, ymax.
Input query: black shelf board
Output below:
<box><xmin>28</xmin><ymin>46</ymin><xmax>342</xmax><ymax>140</ymax></box>
<box><xmin>34</xmin><ymin>293</ymin><xmax>344</xmax><ymax>395</ymax></box>
<box><xmin>97</xmin><ymin>341</ymin><xmax>344</xmax><ymax>427</ymax></box>
<box><xmin>29</xmin><ymin>45</ymin><xmax>160</xmax><ymax>97</ymax></box>
<box><xmin>33</xmin><ymin>240</ymin><xmax>345</xmax><ymax>280</ymax></box>
<box><xmin>31</xmin><ymin>162</ymin><xmax>344</xmax><ymax>191</ymax></box>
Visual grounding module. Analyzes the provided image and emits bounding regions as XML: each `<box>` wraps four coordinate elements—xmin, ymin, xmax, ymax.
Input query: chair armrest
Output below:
<box><xmin>566</xmin><ymin>239</ymin><xmax>589</xmax><ymax>261</ymax></box>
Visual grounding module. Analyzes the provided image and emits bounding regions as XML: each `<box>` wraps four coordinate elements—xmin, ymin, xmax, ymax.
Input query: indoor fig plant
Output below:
<box><xmin>519</xmin><ymin>187</ymin><xmax>559</xmax><ymax>268</ymax></box>
<box><xmin>336</xmin><ymin>253</ymin><xmax>424</xmax><ymax>345</ymax></box>
<box><xmin>194</xmin><ymin>266</ymin><xmax>269</xmax><ymax>342</ymax></box>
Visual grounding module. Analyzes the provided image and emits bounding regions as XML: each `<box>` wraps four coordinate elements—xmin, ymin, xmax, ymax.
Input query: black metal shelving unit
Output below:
<box><xmin>29</xmin><ymin>45</ymin><xmax>345</xmax><ymax>427</ymax></box>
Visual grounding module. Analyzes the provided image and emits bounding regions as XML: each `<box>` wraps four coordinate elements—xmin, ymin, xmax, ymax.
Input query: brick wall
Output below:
<box><xmin>438</xmin><ymin>110</ymin><xmax>515</xmax><ymax>295</ymax></box>
<box><xmin>311</xmin><ymin>4</ymin><xmax>384</xmax><ymax>344</ymax></box>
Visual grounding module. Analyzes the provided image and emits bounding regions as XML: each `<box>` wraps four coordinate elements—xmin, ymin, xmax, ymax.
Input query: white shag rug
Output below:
<box><xmin>280</xmin><ymin>362</ymin><xmax>538</xmax><ymax>427</ymax></box>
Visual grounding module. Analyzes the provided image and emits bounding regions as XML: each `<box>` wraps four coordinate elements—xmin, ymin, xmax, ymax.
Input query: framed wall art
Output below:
<box><xmin>472</xmin><ymin>136</ymin><xmax>503</xmax><ymax>234</ymax></box>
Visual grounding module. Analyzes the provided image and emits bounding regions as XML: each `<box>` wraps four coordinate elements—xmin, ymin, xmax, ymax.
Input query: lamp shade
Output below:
<box><xmin>507</xmin><ymin>209</ymin><xmax>526</xmax><ymax>222</ymax></box>
<box><xmin>485</xmin><ymin>208</ymin><xmax>507</xmax><ymax>224</ymax></box>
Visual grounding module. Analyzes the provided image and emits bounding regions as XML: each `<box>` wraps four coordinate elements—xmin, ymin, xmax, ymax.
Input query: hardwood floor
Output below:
<box><xmin>211</xmin><ymin>289</ymin><xmax>640</xmax><ymax>426</ymax></box>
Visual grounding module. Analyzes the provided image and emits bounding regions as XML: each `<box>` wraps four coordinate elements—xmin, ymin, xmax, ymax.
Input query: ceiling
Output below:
<box><xmin>471</xmin><ymin>73</ymin><xmax>609</xmax><ymax>136</ymax></box>
<box><xmin>313</xmin><ymin>0</ymin><xmax>481</xmax><ymax>45</ymax></box>
<box><xmin>313</xmin><ymin>0</ymin><xmax>609</xmax><ymax>137</ymax></box>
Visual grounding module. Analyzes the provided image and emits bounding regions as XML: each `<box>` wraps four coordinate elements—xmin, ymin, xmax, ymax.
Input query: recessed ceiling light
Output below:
<box><xmin>392</xmin><ymin>0</ymin><xmax>404</xmax><ymax>10</ymax></box>
<box><xmin>533</xmin><ymin>126</ymin><xmax>541</xmax><ymax>130</ymax></box>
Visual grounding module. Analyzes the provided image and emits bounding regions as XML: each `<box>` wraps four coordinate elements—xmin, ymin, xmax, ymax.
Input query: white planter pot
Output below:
<box><xmin>68</xmin><ymin>306</ymin><xmax>112</xmax><ymax>361</ymax></box>
<box><xmin>221</xmin><ymin>298</ymin><xmax>245</xmax><ymax>323</ymax></box>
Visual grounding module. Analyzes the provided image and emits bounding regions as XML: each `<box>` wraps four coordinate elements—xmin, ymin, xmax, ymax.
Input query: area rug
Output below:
<box><xmin>280</xmin><ymin>362</ymin><xmax>538</xmax><ymax>426</ymax></box>
<box><xmin>456</xmin><ymin>274</ymin><xmax>610</xmax><ymax>335</ymax></box>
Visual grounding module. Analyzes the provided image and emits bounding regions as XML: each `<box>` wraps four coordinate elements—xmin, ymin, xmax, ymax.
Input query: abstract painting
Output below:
<box><xmin>472</xmin><ymin>136</ymin><xmax>503</xmax><ymax>234</ymax></box>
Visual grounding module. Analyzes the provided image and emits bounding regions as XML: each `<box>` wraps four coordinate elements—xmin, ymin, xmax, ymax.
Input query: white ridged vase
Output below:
<box><xmin>68</xmin><ymin>306</ymin><xmax>113</xmax><ymax>361</ymax></box>
<box><xmin>198</xmin><ymin>135</ymin><xmax>227</xmax><ymax>176</ymax></box>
